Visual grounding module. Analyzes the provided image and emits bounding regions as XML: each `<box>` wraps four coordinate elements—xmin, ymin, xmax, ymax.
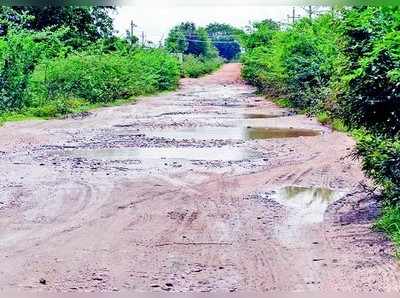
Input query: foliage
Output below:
<box><xmin>334</xmin><ymin>7</ymin><xmax>400</xmax><ymax>136</ymax></box>
<box><xmin>240</xmin><ymin>7</ymin><xmax>400</xmax><ymax>223</ymax></box>
<box><xmin>355</xmin><ymin>131</ymin><xmax>400</xmax><ymax>204</ymax></box>
<box><xmin>165</xmin><ymin>22</ymin><xmax>218</xmax><ymax>58</ymax></box>
<box><xmin>205</xmin><ymin>23</ymin><xmax>242</xmax><ymax>61</ymax></box>
<box><xmin>239</xmin><ymin>19</ymin><xmax>279</xmax><ymax>50</ymax></box>
<box><xmin>181</xmin><ymin>55</ymin><xmax>223</xmax><ymax>78</ymax></box>
<box><xmin>241</xmin><ymin>15</ymin><xmax>338</xmax><ymax>113</ymax></box>
<box><xmin>10</xmin><ymin>6</ymin><xmax>115</xmax><ymax>49</ymax></box>
<box><xmin>28</xmin><ymin>49</ymin><xmax>180</xmax><ymax>108</ymax></box>
<box><xmin>0</xmin><ymin>29</ymin><xmax>69</xmax><ymax>112</ymax></box>
<box><xmin>0</xmin><ymin>6</ymin><xmax>32</xmax><ymax>35</ymax></box>
<box><xmin>376</xmin><ymin>206</ymin><xmax>400</xmax><ymax>255</ymax></box>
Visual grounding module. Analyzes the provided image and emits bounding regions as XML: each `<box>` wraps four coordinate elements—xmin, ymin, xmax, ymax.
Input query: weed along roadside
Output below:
<box><xmin>240</xmin><ymin>7</ymin><xmax>400</xmax><ymax>253</ymax></box>
<box><xmin>1</xmin><ymin>63</ymin><xmax>399</xmax><ymax>291</ymax></box>
<box><xmin>0</xmin><ymin>5</ymin><xmax>400</xmax><ymax>293</ymax></box>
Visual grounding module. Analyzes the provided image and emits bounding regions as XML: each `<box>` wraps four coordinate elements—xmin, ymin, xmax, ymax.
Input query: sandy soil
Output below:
<box><xmin>0</xmin><ymin>63</ymin><xmax>399</xmax><ymax>292</ymax></box>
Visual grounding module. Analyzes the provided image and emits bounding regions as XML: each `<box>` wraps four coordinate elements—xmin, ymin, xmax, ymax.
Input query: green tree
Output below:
<box><xmin>206</xmin><ymin>23</ymin><xmax>242</xmax><ymax>60</ymax></box>
<box><xmin>240</xmin><ymin>19</ymin><xmax>279</xmax><ymax>50</ymax></box>
<box><xmin>8</xmin><ymin>6</ymin><xmax>115</xmax><ymax>48</ymax></box>
<box><xmin>0</xmin><ymin>6</ymin><xmax>32</xmax><ymax>35</ymax></box>
<box><xmin>165</xmin><ymin>22</ymin><xmax>217</xmax><ymax>58</ymax></box>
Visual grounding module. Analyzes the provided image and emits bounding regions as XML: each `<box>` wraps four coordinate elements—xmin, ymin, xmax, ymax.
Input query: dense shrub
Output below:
<box><xmin>0</xmin><ymin>29</ymin><xmax>69</xmax><ymax>112</ymax></box>
<box><xmin>0</xmin><ymin>31</ymin><xmax>42</xmax><ymax>111</ymax></box>
<box><xmin>241</xmin><ymin>15</ymin><xmax>338</xmax><ymax>113</ymax></box>
<box><xmin>375</xmin><ymin>206</ymin><xmax>400</xmax><ymax>252</ymax></box>
<box><xmin>28</xmin><ymin>49</ymin><xmax>180</xmax><ymax>107</ymax></box>
<box><xmin>355</xmin><ymin>131</ymin><xmax>400</xmax><ymax>203</ymax></box>
<box><xmin>240</xmin><ymin>7</ymin><xmax>400</xmax><ymax>215</ymax></box>
<box><xmin>181</xmin><ymin>55</ymin><xmax>223</xmax><ymax>78</ymax></box>
<box><xmin>334</xmin><ymin>7</ymin><xmax>400</xmax><ymax>135</ymax></box>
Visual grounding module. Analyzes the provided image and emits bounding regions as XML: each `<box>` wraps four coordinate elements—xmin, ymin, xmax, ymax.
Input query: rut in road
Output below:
<box><xmin>0</xmin><ymin>64</ymin><xmax>399</xmax><ymax>292</ymax></box>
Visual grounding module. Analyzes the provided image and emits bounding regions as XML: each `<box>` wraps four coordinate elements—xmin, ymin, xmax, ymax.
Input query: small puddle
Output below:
<box><xmin>65</xmin><ymin>147</ymin><xmax>257</xmax><ymax>161</ymax></box>
<box><xmin>271</xmin><ymin>186</ymin><xmax>343</xmax><ymax>224</ymax></box>
<box><xmin>270</xmin><ymin>186</ymin><xmax>344</xmax><ymax>245</ymax></box>
<box><xmin>146</xmin><ymin>127</ymin><xmax>320</xmax><ymax>140</ymax></box>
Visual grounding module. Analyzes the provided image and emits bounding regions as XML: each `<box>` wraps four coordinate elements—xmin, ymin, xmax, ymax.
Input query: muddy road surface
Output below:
<box><xmin>0</xmin><ymin>64</ymin><xmax>399</xmax><ymax>292</ymax></box>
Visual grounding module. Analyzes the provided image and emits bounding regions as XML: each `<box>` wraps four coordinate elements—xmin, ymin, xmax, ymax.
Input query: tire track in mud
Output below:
<box><xmin>0</xmin><ymin>64</ymin><xmax>399</xmax><ymax>291</ymax></box>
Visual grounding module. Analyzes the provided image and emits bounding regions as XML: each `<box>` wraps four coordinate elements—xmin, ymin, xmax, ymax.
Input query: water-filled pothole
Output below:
<box><xmin>146</xmin><ymin>127</ymin><xmax>320</xmax><ymax>140</ymax></box>
<box><xmin>269</xmin><ymin>186</ymin><xmax>344</xmax><ymax>245</ymax></box>
<box><xmin>65</xmin><ymin>147</ymin><xmax>258</xmax><ymax>161</ymax></box>
<box><xmin>270</xmin><ymin>186</ymin><xmax>344</xmax><ymax>224</ymax></box>
<box><xmin>242</xmin><ymin>113</ymin><xmax>290</xmax><ymax>119</ymax></box>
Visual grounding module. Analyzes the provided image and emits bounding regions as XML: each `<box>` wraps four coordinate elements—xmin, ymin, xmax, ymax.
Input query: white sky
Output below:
<box><xmin>113</xmin><ymin>4</ymin><xmax>307</xmax><ymax>43</ymax></box>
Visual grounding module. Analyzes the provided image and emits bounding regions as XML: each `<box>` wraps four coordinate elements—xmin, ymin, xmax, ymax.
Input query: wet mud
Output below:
<box><xmin>0</xmin><ymin>64</ymin><xmax>399</xmax><ymax>292</ymax></box>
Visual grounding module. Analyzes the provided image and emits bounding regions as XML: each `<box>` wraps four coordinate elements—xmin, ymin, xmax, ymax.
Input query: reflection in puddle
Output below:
<box><xmin>270</xmin><ymin>186</ymin><xmax>344</xmax><ymax>245</ymax></box>
<box><xmin>271</xmin><ymin>186</ymin><xmax>343</xmax><ymax>224</ymax></box>
<box><xmin>66</xmin><ymin>147</ymin><xmax>257</xmax><ymax>161</ymax></box>
<box><xmin>146</xmin><ymin>127</ymin><xmax>320</xmax><ymax>140</ymax></box>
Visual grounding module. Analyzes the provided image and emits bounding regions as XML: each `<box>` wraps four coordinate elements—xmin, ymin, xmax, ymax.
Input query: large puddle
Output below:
<box><xmin>65</xmin><ymin>147</ymin><xmax>258</xmax><ymax>161</ymax></box>
<box><xmin>270</xmin><ymin>186</ymin><xmax>344</xmax><ymax>245</ymax></box>
<box><xmin>242</xmin><ymin>113</ymin><xmax>289</xmax><ymax>119</ymax></box>
<box><xmin>146</xmin><ymin>127</ymin><xmax>320</xmax><ymax>140</ymax></box>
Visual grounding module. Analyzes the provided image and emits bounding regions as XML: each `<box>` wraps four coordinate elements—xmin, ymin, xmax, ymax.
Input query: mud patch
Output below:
<box><xmin>64</xmin><ymin>147</ymin><xmax>259</xmax><ymax>161</ymax></box>
<box><xmin>242</xmin><ymin>113</ymin><xmax>289</xmax><ymax>119</ymax></box>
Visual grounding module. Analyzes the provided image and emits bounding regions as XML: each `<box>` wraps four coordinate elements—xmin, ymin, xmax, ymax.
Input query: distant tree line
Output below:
<box><xmin>165</xmin><ymin>21</ymin><xmax>242</xmax><ymax>61</ymax></box>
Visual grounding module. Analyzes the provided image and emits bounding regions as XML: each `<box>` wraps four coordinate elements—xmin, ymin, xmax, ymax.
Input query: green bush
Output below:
<box><xmin>334</xmin><ymin>7</ymin><xmax>400</xmax><ymax>136</ymax></box>
<box><xmin>240</xmin><ymin>8</ymin><xmax>400</xmax><ymax>209</ymax></box>
<box><xmin>354</xmin><ymin>131</ymin><xmax>400</xmax><ymax>204</ymax></box>
<box><xmin>0</xmin><ymin>28</ymin><xmax>75</xmax><ymax>112</ymax></box>
<box><xmin>241</xmin><ymin>15</ymin><xmax>338</xmax><ymax>113</ymax></box>
<box><xmin>0</xmin><ymin>31</ymin><xmax>45</xmax><ymax>111</ymax></box>
<box><xmin>181</xmin><ymin>55</ymin><xmax>222</xmax><ymax>78</ymax></box>
<box><xmin>28</xmin><ymin>49</ymin><xmax>180</xmax><ymax>106</ymax></box>
<box><xmin>376</xmin><ymin>206</ymin><xmax>400</xmax><ymax>254</ymax></box>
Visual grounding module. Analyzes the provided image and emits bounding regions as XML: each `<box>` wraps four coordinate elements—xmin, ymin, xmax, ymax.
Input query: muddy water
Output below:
<box><xmin>270</xmin><ymin>186</ymin><xmax>344</xmax><ymax>245</ymax></box>
<box><xmin>1</xmin><ymin>64</ymin><xmax>396</xmax><ymax>292</ymax></box>
<box><xmin>146</xmin><ymin>126</ymin><xmax>321</xmax><ymax>141</ymax></box>
<box><xmin>66</xmin><ymin>147</ymin><xmax>258</xmax><ymax>161</ymax></box>
<box><xmin>242</xmin><ymin>113</ymin><xmax>289</xmax><ymax>119</ymax></box>
<box><xmin>271</xmin><ymin>186</ymin><xmax>343</xmax><ymax>224</ymax></box>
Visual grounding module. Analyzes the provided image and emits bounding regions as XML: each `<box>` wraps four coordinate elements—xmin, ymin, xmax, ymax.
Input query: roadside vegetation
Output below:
<box><xmin>0</xmin><ymin>7</ymin><xmax>182</xmax><ymax>122</ymax></box>
<box><xmin>165</xmin><ymin>22</ymin><xmax>224</xmax><ymax>77</ymax></box>
<box><xmin>0</xmin><ymin>8</ymin><xmax>239</xmax><ymax>124</ymax></box>
<box><xmin>239</xmin><ymin>7</ymin><xmax>400</xmax><ymax>251</ymax></box>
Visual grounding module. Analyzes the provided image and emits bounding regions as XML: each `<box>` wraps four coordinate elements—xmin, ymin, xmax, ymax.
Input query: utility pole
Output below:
<box><xmin>130</xmin><ymin>20</ymin><xmax>134</xmax><ymax>42</ymax></box>
<box><xmin>141</xmin><ymin>31</ymin><xmax>145</xmax><ymax>47</ymax></box>
<box><xmin>331</xmin><ymin>6</ymin><xmax>336</xmax><ymax>18</ymax></box>
<box><xmin>287</xmin><ymin>7</ymin><xmax>301</xmax><ymax>24</ymax></box>
<box><xmin>129</xmin><ymin>20</ymin><xmax>137</xmax><ymax>52</ymax></box>
<box><xmin>158</xmin><ymin>34</ymin><xmax>164</xmax><ymax>48</ymax></box>
<box><xmin>303</xmin><ymin>6</ymin><xmax>322</xmax><ymax>20</ymax></box>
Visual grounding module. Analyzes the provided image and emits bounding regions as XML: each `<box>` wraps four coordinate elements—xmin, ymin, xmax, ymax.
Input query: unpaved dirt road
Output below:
<box><xmin>0</xmin><ymin>64</ymin><xmax>399</xmax><ymax>292</ymax></box>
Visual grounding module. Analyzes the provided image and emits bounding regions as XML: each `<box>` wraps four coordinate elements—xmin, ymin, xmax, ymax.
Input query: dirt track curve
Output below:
<box><xmin>0</xmin><ymin>64</ymin><xmax>399</xmax><ymax>292</ymax></box>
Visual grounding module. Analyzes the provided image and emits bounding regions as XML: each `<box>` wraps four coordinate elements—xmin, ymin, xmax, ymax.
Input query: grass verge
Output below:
<box><xmin>375</xmin><ymin>206</ymin><xmax>400</xmax><ymax>257</ymax></box>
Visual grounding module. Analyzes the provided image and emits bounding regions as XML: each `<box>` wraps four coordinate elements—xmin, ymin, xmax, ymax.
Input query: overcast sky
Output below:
<box><xmin>113</xmin><ymin>4</ymin><xmax>307</xmax><ymax>43</ymax></box>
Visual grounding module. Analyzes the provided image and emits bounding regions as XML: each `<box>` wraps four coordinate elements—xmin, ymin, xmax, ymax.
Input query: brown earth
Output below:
<box><xmin>0</xmin><ymin>63</ymin><xmax>399</xmax><ymax>292</ymax></box>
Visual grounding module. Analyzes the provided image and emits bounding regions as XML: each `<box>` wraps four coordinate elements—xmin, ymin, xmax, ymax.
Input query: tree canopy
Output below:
<box><xmin>205</xmin><ymin>23</ymin><xmax>242</xmax><ymax>61</ymax></box>
<box><xmin>165</xmin><ymin>22</ymin><xmax>217</xmax><ymax>58</ymax></box>
<box><xmin>0</xmin><ymin>6</ymin><xmax>114</xmax><ymax>48</ymax></box>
